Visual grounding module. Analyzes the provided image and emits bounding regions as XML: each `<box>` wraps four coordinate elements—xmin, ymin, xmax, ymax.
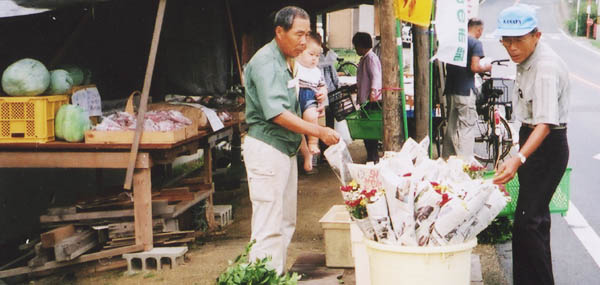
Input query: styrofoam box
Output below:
<box><xmin>318</xmin><ymin>205</ymin><xmax>353</xmax><ymax>268</ymax></box>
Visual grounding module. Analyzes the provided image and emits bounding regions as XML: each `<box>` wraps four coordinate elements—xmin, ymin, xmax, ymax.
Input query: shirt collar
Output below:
<box><xmin>269</xmin><ymin>39</ymin><xmax>296</xmax><ymax>77</ymax></box>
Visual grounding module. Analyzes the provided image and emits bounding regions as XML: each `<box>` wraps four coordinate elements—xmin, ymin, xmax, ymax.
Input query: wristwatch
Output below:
<box><xmin>517</xmin><ymin>152</ymin><xmax>527</xmax><ymax>164</ymax></box>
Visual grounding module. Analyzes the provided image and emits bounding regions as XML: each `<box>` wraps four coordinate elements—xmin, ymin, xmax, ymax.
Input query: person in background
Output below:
<box><xmin>352</xmin><ymin>32</ymin><xmax>381</xmax><ymax>163</ymax></box>
<box><xmin>442</xmin><ymin>18</ymin><xmax>492</xmax><ymax>160</ymax></box>
<box><xmin>493</xmin><ymin>5</ymin><xmax>569</xmax><ymax>285</ymax></box>
<box><xmin>318</xmin><ymin>37</ymin><xmax>340</xmax><ymax>94</ymax></box>
<box><xmin>296</xmin><ymin>31</ymin><xmax>328</xmax><ymax>170</ymax></box>
<box><xmin>242</xmin><ymin>6</ymin><xmax>339</xmax><ymax>274</ymax></box>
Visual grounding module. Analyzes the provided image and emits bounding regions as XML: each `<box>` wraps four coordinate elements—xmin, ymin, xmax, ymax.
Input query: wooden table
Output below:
<box><xmin>0</xmin><ymin>123</ymin><xmax>239</xmax><ymax>278</ymax></box>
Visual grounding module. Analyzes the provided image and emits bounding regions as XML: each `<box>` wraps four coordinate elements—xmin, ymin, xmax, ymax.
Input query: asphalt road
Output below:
<box><xmin>480</xmin><ymin>0</ymin><xmax>600</xmax><ymax>284</ymax></box>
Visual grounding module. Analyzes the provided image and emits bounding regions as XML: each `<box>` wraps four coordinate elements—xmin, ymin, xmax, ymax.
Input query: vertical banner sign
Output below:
<box><xmin>431</xmin><ymin>0</ymin><xmax>468</xmax><ymax>67</ymax></box>
<box><xmin>395</xmin><ymin>0</ymin><xmax>433</xmax><ymax>27</ymax></box>
<box><xmin>466</xmin><ymin>0</ymin><xmax>479</xmax><ymax>18</ymax></box>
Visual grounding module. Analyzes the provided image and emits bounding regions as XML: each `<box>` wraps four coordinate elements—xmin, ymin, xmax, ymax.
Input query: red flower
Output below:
<box><xmin>430</xmin><ymin>182</ymin><xmax>439</xmax><ymax>187</ymax></box>
<box><xmin>361</xmin><ymin>189</ymin><xmax>377</xmax><ymax>198</ymax></box>
<box><xmin>439</xmin><ymin>193</ymin><xmax>452</xmax><ymax>207</ymax></box>
<box><xmin>340</xmin><ymin>185</ymin><xmax>352</xmax><ymax>192</ymax></box>
<box><xmin>402</xmin><ymin>173</ymin><xmax>412</xmax><ymax>177</ymax></box>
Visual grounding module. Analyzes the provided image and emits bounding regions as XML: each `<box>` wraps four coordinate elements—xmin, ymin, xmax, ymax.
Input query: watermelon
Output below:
<box><xmin>1</xmin><ymin>58</ymin><xmax>50</xmax><ymax>96</ymax></box>
<box><xmin>47</xmin><ymin>69</ymin><xmax>73</xmax><ymax>95</ymax></box>
<box><xmin>59</xmin><ymin>65</ymin><xmax>85</xmax><ymax>86</ymax></box>
<box><xmin>55</xmin><ymin>104</ymin><xmax>91</xmax><ymax>142</ymax></box>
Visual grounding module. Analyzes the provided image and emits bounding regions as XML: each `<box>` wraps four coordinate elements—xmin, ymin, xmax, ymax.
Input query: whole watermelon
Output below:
<box><xmin>55</xmin><ymin>104</ymin><xmax>91</xmax><ymax>142</ymax></box>
<box><xmin>47</xmin><ymin>69</ymin><xmax>73</xmax><ymax>95</ymax></box>
<box><xmin>1</xmin><ymin>58</ymin><xmax>50</xmax><ymax>96</ymax></box>
<box><xmin>59</xmin><ymin>65</ymin><xmax>84</xmax><ymax>86</ymax></box>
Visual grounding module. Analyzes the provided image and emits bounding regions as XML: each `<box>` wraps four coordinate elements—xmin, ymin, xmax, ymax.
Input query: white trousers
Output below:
<box><xmin>242</xmin><ymin>136</ymin><xmax>297</xmax><ymax>274</ymax></box>
<box><xmin>442</xmin><ymin>93</ymin><xmax>477</xmax><ymax>159</ymax></box>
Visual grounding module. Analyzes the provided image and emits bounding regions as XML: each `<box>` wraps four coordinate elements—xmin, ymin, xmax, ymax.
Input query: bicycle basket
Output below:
<box><xmin>328</xmin><ymin>85</ymin><xmax>357</xmax><ymax>121</ymax></box>
<box><xmin>481</xmin><ymin>78</ymin><xmax>513</xmax><ymax>104</ymax></box>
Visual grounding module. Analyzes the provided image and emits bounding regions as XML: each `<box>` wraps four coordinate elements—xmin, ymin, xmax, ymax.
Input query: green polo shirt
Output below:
<box><xmin>244</xmin><ymin>39</ymin><xmax>302</xmax><ymax>156</ymax></box>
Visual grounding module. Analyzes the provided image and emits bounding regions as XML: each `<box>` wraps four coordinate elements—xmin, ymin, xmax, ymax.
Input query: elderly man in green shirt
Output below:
<box><xmin>242</xmin><ymin>6</ymin><xmax>339</xmax><ymax>274</ymax></box>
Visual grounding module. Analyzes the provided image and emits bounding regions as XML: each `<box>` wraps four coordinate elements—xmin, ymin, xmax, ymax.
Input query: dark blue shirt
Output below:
<box><xmin>445</xmin><ymin>36</ymin><xmax>484</xmax><ymax>96</ymax></box>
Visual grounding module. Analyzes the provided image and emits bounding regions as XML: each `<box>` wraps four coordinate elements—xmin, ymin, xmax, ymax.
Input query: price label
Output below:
<box><xmin>71</xmin><ymin>85</ymin><xmax>102</xmax><ymax>116</ymax></box>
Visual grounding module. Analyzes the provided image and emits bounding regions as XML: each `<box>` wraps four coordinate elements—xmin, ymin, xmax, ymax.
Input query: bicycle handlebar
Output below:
<box><xmin>491</xmin><ymin>59</ymin><xmax>510</xmax><ymax>66</ymax></box>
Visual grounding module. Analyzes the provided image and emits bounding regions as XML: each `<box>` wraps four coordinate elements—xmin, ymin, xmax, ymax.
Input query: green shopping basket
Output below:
<box><xmin>345</xmin><ymin>102</ymin><xmax>382</xmax><ymax>140</ymax></box>
<box><xmin>484</xmin><ymin>168</ymin><xmax>572</xmax><ymax>218</ymax></box>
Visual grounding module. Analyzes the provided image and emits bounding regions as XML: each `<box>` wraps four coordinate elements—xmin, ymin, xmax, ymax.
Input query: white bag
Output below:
<box><xmin>324</xmin><ymin>140</ymin><xmax>354</xmax><ymax>185</ymax></box>
<box><xmin>334</xmin><ymin>119</ymin><xmax>353</xmax><ymax>146</ymax></box>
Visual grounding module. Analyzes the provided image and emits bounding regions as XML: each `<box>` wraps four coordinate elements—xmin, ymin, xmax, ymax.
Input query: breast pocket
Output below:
<box><xmin>516</xmin><ymin>83</ymin><xmax>533</xmax><ymax>120</ymax></box>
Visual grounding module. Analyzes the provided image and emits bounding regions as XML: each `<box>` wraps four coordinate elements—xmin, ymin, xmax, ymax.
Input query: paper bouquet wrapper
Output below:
<box><xmin>430</xmin><ymin>183</ymin><xmax>495</xmax><ymax>246</ymax></box>
<box><xmin>352</xmin><ymin>216</ymin><xmax>377</xmax><ymax>241</ymax></box>
<box><xmin>347</xmin><ymin>163</ymin><xmax>383</xmax><ymax>191</ymax></box>
<box><xmin>324</xmin><ymin>140</ymin><xmax>354</xmax><ymax>185</ymax></box>
<box><xmin>466</xmin><ymin>188</ymin><xmax>509</xmax><ymax>240</ymax></box>
<box><xmin>366</xmin><ymin>194</ymin><xmax>398</xmax><ymax>244</ymax></box>
<box><xmin>381</xmin><ymin>152</ymin><xmax>414</xmax><ymax>177</ymax></box>
<box><xmin>381</xmin><ymin>168</ymin><xmax>417</xmax><ymax>246</ymax></box>
<box><xmin>398</xmin><ymin>137</ymin><xmax>428</xmax><ymax>162</ymax></box>
<box><xmin>414</xmin><ymin>183</ymin><xmax>442</xmax><ymax>246</ymax></box>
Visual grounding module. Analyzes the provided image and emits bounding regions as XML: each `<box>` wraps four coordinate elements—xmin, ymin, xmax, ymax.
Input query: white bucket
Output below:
<box><xmin>364</xmin><ymin>238</ymin><xmax>477</xmax><ymax>285</ymax></box>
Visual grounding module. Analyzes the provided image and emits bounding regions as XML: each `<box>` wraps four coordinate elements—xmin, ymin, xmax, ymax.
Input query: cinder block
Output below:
<box><xmin>213</xmin><ymin>205</ymin><xmax>233</xmax><ymax>227</ymax></box>
<box><xmin>122</xmin><ymin>246</ymin><xmax>187</xmax><ymax>273</ymax></box>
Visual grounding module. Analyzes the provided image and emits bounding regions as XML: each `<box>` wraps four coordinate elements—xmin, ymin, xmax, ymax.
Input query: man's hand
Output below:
<box><xmin>318</xmin><ymin>127</ymin><xmax>340</xmax><ymax>145</ymax></box>
<box><xmin>493</xmin><ymin>157</ymin><xmax>521</xmax><ymax>184</ymax></box>
<box><xmin>316</xmin><ymin>86</ymin><xmax>328</xmax><ymax>104</ymax></box>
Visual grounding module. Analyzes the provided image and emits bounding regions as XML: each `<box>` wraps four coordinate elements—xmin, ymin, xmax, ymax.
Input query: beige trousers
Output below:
<box><xmin>442</xmin><ymin>93</ymin><xmax>477</xmax><ymax>160</ymax></box>
<box><xmin>242</xmin><ymin>136</ymin><xmax>298</xmax><ymax>274</ymax></box>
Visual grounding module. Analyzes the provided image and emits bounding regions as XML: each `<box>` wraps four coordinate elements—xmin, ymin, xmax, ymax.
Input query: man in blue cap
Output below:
<box><xmin>493</xmin><ymin>5</ymin><xmax>570</xmax><ymax>285</ymax></box>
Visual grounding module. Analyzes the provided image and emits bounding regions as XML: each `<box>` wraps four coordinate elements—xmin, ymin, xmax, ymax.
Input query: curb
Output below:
<box><xmin>495</xmin><ymin>241</ymin><xmax>513</xmax><ymax>285</ymax></box>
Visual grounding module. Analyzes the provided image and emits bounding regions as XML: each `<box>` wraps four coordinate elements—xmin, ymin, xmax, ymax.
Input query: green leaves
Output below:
<box><xmin>216</xmin><ymin>240</ymin><xmax>300</xmax><ymax>285</ymax></box>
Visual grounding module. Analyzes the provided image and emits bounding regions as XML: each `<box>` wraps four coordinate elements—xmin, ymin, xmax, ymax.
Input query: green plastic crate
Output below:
<box><xmin>484</xmin><ymin>168</ymin><xmax>571</xmax><ymax>218</ymax></box>
<box><xmin>345</xmin><ymin>107</ymin><xmax>382</xmax><ymax>140</ymax></box>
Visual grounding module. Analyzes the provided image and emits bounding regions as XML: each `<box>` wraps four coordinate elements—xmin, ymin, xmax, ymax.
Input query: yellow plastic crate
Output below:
<box><xmin>0</xmin><ymin>95</ymin><xmax>69</xmax><ymax>143</ymax></box>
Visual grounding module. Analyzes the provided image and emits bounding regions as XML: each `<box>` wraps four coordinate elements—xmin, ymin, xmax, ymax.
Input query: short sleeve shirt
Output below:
<box><xmin>445</xmin><ymin>36</ymin><xmax>484</xmax><ymax>96</ymax></box>
<box><xmin>514</xmin><ymin>42</ymin><xmax>570</xmax><ymax>126</ymax></box>
<box><xmin>244</xmin><ymin>40</ymin><xmax>302</xmax><ymax>156</ymax></box>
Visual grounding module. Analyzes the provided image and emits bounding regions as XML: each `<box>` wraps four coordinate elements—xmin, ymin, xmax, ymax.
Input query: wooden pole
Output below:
<box><xmin>124</xmin><ymin>0</ymin><xmax>167</xmax><ymax>190</ymax></box>
<box><xmin>413</xmin><ymin>25</ymin><xmax>430</xmax><ymax>142</ymax></box>
<box><xmin>379</xmin><ymin>0</ymin><xmax>402</xmax><ymax>151</ymax></box>
<box><xmin>226</xmin><ymin>0</ymin><xmax>243</xmax><ymax>86</ymax></box>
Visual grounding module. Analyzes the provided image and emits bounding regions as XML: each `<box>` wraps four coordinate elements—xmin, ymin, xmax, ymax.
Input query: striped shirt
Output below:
<box><xmin>514</xmin><ymin>42</ymin><xmax>570</xmax><ymax>126</ymax></box>
<box><xmin>297</xmin><ymin>63</ymin><xmax>325</xmax><ymax>92</ymax></box>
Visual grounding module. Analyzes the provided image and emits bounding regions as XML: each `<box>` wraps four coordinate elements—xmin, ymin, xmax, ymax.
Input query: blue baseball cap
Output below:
<box><xmin>494</xmin><ymin>5</ymin><xmax>538</xmax><ymax>37</ymax></box>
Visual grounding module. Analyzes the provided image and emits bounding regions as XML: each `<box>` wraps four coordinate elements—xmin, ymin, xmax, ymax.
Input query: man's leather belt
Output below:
<box><xmin>521</xmin><ymin>122</ymin><xmax>567</xmax><ymax>129</ymax></box>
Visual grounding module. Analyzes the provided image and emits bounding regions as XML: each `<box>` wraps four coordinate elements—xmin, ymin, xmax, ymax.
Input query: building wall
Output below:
<box><xmin>326</xmin><ymin>5</ymin><xmax>375</xmax><ymax>49</ymax></box>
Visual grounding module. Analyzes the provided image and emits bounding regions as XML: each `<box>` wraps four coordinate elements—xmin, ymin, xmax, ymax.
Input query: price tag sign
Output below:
<box><xmin>71</xmin><ymin>85</ymin><xmax>102</xmax><ymax>116</ymax></box>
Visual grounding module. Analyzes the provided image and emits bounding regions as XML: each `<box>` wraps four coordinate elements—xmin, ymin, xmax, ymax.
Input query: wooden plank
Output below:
<box><xmin>133</xmin><ymin>168</ymin><xmax>153</xmax><ymax>251</ymax></box>
<box><xmin>170</xmin><ymin>189</ymin><xmax>213</xmax><ymax>218</ymax></box>
<box><xmin>124</xmin><ymin>0</ymin><xmax>167</xmax><ymax>190</ymax></box>
<box><xmin>47</xmin><ymin>207</ymin><xmax>76</xmax><ymax>216</ymax></box>
<box><xmin>153</xmin><ymin>187</ymin><xmax>194</xmax><ymax>202</ymax></box>
<box><xmin>180</xmin><ymin>177</ymin><xmax>204</xmax><ymax>185</ymax></box>
<box><xmin>0</xmin><ymin>244</ymin><xmax>143</xmax><ymax>278</ymax></box>
<box><xmin>41</xmin><ymin>225</ymin><xmax>75</xmax><ymax>248</ymax></box>
<box><xmin>39</xmin><ymin>202</ymin><xmax>174</xmax><ymax>223</ymax></box>
<box><xmin>108</xmin><ymin>219</ymin><xmax>165</xmax><ymax>239</ymax></box>
<box><xmin>54</xmin><ymin>230</ymin><xmax>97</xmax><ymax>262</ymax></box>
<box><xmin>0</xmin><ymin>152</ymin><xmax>151</xmax><ymax>169</ymax></box>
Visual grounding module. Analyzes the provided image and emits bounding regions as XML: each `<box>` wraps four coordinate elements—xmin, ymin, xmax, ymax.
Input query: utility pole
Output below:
<box><xmin>576</xmin><ymin>0</ymin><xmax>582</xmax><ymax>35</ymax></box>
<box><xmin>379</xmin><ymin>0</ymin><xmax>403</xmax><ymax>151</ymax></box>
<box><xmin>413</xmin><ymin>25</ymin><xmax>430</xmax><ymax>142</ymax></box>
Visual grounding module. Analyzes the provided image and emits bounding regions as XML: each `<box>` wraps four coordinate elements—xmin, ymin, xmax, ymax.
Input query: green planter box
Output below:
<box><xmin>484</xmin><ymin>168</ymin><xmax>572</xmax><ymax>218</ymax></box>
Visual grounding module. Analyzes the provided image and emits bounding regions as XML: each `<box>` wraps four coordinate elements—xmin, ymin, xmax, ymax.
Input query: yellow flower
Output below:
<box><xmin>360</xmin><ymin>199</ymin><xmax>367</xmax><ymax>206</ymax></box>
<box><xmin>349</xmin><ymin>180</ymin><xmax>358</xmax><ymax>189</ymax></box>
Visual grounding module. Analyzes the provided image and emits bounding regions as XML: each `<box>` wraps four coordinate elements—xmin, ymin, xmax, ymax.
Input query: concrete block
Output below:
<box><xmin>122</xmin><ymin>246</ymin><xmax>187</xmax><ymax>273</ymax></box>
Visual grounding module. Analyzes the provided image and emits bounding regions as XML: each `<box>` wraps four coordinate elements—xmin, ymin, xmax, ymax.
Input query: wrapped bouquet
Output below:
<box><xmin>329</xmin><ymin>137</ymin><xmax>511</xmax><ymax>247</ymax></box>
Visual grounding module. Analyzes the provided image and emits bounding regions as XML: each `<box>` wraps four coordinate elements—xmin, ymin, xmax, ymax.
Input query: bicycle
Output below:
<box><xmin>472</xmin><ymin>59</ymin><xmax>515</xmax><ymax>168</ymax></box>
<box><xmin>336</xmin><ymin>57</ymin><xmax>358</xmax><ymax>76</ymax></box>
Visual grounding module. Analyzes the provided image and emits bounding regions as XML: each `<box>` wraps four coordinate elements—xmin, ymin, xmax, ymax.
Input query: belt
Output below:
<box><xmin>521</xmin><ymin>122</ymin><xmax>567</xmax><ymax>130</ymax></box>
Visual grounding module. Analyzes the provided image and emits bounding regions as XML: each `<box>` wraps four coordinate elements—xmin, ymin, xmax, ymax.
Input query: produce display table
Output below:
<box><xmin>0</xmin><ymin>120</ymin><xmax>241</xmax><ymax>278</ymax></box>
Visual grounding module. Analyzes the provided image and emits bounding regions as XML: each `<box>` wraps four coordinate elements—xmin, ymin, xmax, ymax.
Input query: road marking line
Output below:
<box><xmin>564</xmin><ymin>202</ymin><xmax>600</xmax><ymax>268</ymax></box>
<box><xmin>594</xmin><ymin>153</ymin><xmax>600</xmax><ymax>160</ymax></box>
<box><xmin>571</xmin><ymin>73</ymin><xmax>600</xmax><ymax>90</ymax></box>
<box><xmin>559</xmin><ymin>29</ymin><xmax>600</xmax><ymax>58</ymax></box>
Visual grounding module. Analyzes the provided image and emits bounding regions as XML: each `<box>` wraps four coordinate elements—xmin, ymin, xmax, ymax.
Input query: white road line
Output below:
<box><xmin>559</xmin><ymin>29</ymin><xmax>600</xmax><ymax>58</ymax></box>
<box><xmin>564</xmin><ymin>202</ymin><xmax>600</xmax><ymax>268</ymax></box>
<box><xmin>571</xmin><ymin>72</ymin><xmax>600</xmax><ymax>90</ymax></box>
<box><xmin>594</xmin><ymin>153</ymin><xmax>600</xmax><ymax>160</ymax></box>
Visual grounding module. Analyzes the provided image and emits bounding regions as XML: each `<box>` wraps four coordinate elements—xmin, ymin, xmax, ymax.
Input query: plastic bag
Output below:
<box><xmin>324</xmin><ymin>140</ymin><xmax>354</xmax><ymax>185</ymax></box>
<box><xmin>334</xmin><ymin>119</ymin><xmax>353</xmax><ymax>146</ymax></box>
